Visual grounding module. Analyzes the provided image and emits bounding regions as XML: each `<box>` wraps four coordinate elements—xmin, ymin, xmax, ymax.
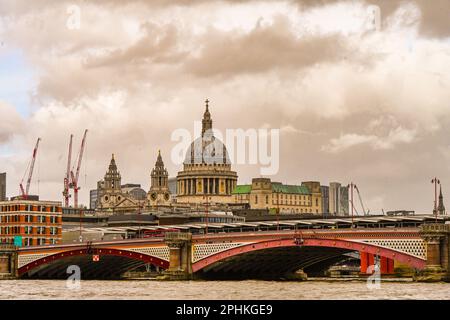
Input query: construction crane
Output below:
<box><xmin>19</xmin><ymin>138</ymin><xmax>41</xmax><ymax>199</ymax></box>
<box><xmin>69</xmin><ymin>129</ymin><xmax>88</xmax><ymax>208</ymax></box>
<box><xmin>354</xmin><ymin>184</ymin><xmax>368</xmax><ymax>216</ymax></box>
<box><xmin>63</xmin><ymin>134</ymin><xmax>73</xmax><ymax>207</ymax></box>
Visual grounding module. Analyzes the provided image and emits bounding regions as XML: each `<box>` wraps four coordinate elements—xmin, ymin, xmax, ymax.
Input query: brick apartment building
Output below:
<box><xmin>0</xmin><ymin>199</ymin><xmax>62</xmax><ymax>246</ymax></box>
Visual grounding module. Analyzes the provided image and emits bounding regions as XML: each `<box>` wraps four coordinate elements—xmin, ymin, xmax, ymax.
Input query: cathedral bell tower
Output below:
<box><xmin>104</xmin><ymin>154</ymin><xmax>121</xmax><ymax>190</ymax></box>
<box><xmin>98</xmin><ymin>154</ymin><xmax>126</xmax><ymax>210</ymax></box>
<box><xmin>148</xmin><ymin>150</ymin><xmax>171</xmax><ymax>207</ymax></box>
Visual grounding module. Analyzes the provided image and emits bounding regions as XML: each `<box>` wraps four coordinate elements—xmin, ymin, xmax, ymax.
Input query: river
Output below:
<box><xmin>0</xmin><ymin>279</ymin><xmax>449</xmax><ymax>299</ymax></box>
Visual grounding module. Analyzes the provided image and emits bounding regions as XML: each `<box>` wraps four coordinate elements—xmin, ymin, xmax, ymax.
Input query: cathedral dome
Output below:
<box><xmin>184</xmin><ymin>133</ymin><xmax>231</xmax><ymax>165</ymax></box>
<box><xmin>177</xmin><ymin>99</ymin><xmax>238</xmax><ymax>205</ymax></box>
<box><xmin>183</xmin><ymin>99</ymin><xmax>231</xmax><ymax>165</ymax></box>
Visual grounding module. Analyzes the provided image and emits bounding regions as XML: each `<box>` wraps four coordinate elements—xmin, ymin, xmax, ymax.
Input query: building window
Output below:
<box><xmin>255</xmin><ymin>195</ymin><xmax>258</xmax><ymax>204</ymax></box>
<box><xmin>266</xmin><ymin>195</ymin><xmax>269</xmax><ymax>204</ymax></box>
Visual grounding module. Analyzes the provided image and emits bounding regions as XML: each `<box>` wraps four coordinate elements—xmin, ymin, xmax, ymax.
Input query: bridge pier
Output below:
<box><xmin>415</xmin><ymin>224</ymin><xmax>450</xmax><ymax>282</ymax></box>
<box><xmin>158</xmin><ymin>232</ymin><xmax>194</xmax><ymax>280</ymax></box>
<box><xmin>0</xmin><ymin>245</ymin><xmax>18</xmax><ymax>280</ymax></box>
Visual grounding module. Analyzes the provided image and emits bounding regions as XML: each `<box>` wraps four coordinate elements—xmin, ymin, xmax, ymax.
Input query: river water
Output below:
<box><xmin>1</xmin><ymin>279</ymin><xmax>449</xmax><ymax>299</ymax></box>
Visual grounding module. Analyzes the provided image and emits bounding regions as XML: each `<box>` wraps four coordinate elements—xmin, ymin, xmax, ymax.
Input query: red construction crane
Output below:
<box><xmin>19</xmin><ymin>138</ymin><xmax>41</xmax><ymax>199</ymax></box>
<box><xmin>63</xmin><ymin>134</ymin><xmax>73</xmax><ymax>207</ymax></box>
<box><xmin>69</xmin><ymin>129</ymin><xmax>88</xmax><ymax>208</ymax></box>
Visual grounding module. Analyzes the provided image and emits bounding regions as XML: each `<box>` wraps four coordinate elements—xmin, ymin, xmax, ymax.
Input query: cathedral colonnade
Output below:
<box><xmin>177</xmin><ymin>177</ymin><xmax>237</xmax><ymax>196</ymax></box>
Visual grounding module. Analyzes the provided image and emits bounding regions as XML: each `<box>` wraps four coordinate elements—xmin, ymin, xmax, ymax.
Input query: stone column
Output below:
<box><xmin>425</xmin><ymin>236</ymin><xmax>442</xmax><ymax>267</ymax></box>
<box><xmin>415</xmin><ymin>224</ymin><xmax>450</xmax><ymax>282</ymax></box>
<box><xmin>160</xmin><ymin>232</ymin><xmax>193</xmax><ymax>280</ymax></box>
<box><xmin>0</xmin><ymin>245</ymin><xmax>18</xmax><ymax>280</ymax></box>
<box><xmin>167</xmin><ymin>242</ymin><xmax>183</xmax><ymax>272</ymax></box>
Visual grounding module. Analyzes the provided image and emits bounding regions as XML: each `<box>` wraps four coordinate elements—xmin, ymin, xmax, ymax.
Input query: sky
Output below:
<box><xmin>0</xmin><ymin>0</ymin><xmax>449</xmax><ymax>213</ymax></box>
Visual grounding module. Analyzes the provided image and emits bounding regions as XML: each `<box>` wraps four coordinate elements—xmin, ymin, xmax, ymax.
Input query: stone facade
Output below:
<box><xmin>96</xmin><ymin>155</ymin><xmax>141</xmax><ymax>213</ymax></box>
<box><xmin>232</xmin><ymin>178</ymin><xmax>322</xmax><ymax>214</ymax></box>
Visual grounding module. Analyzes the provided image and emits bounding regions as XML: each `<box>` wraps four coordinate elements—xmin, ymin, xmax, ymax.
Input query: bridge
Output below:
<box><xmin>1</xmin><ymin>215</ymin><xmax>450</xmax><ymax>281</ymax></box>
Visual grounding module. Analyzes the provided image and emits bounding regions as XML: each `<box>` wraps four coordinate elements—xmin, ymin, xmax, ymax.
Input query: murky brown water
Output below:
<box><xmin>1</xmin><ymin>279</ymin><xmax>449</xmax><ymax>299</ymax></box>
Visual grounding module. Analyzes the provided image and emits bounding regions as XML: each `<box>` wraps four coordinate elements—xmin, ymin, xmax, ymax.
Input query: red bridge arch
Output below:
<box><xmin>19</xmin><ymin>247</ymin><xmax>169</xmax><ymax>277</ymax></box>
<box><xmin>191</xmin><ymin>238</ymin><xmax>426</xmax><ymax>273</ymax></box>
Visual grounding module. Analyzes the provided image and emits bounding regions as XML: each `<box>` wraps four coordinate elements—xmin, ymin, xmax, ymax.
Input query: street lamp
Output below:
<box><xmin>275</xmin><ymin>190</ymin><xmax>280</xmax><ymax>231</ymax></box>
<box><xmin>203</xmin><ymin>195</ymin><xmax>211</xmax><ymax>234</ymax></box>
<box><xmin>431</xmin><ymin>177</ymin><xmax>440</xmax><ymax>223</ymax></box>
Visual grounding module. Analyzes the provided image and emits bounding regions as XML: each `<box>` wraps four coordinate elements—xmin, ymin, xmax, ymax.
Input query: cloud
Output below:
<box><xmin>0</xmin><ymin>102</ymin><xmax>24</xmax><ymax>143</ymax></box>
<box><xmin>84</xmin><ymin>23</ymin><xmax>187</xmax><ymax>68</ymax></box>
<box><xmin>184</xmin><ymin>16</ymin><xmax>351</xmax><ymax>78</ymax></box>
<box><xmin>0</xmin><ymin>0</ymin><xmax>449</xmax><ymax>213</ymax></box>
<box><xmin>322</xmin><ymin>127</ymin><xmax>417</xmax><ymax>153</ymax></box>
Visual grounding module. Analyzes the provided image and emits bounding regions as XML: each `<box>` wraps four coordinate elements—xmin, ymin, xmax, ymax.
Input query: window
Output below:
<box><xmin>25</xmin><ymin>226</ymin><xmax>32</xmax><ymax>235</ymax></box>
<box><xmin>266</xmin><ymin>195</ymin><xmax>269</xmax><ymax>204</ymax></box>
<box><xmin>255</xmin><ymin>195</ymin><xmax>258</xmax><ymax>204</ymax></box>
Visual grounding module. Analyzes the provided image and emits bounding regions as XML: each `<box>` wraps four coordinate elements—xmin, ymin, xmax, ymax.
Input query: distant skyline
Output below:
<box><xmin>0</xmin><ymin>0</ymin><xmax>449</xmax><ymax>213</ymax></box>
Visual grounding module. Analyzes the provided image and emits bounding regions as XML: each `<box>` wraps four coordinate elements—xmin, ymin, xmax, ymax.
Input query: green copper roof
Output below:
<box><xmin>232</xmin><ymin>185</ymin><xmax>252</xmax><ymax>194</ymax></box>
<box><xmin>272</xmin><ymin>183</ymin><xmax>310</xmax><ymax>194</ymax></box>
<box><xmin>232</xmin><ymin>183</ymin><xmax>311</xmax><ymax>195</ymax></box>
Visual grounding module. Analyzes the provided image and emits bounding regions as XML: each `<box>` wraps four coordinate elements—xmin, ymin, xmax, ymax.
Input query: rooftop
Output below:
<box><xmin>232</xmin><ymin>183</ymin><xmax>311</xmax><ymax>195</ymax></box>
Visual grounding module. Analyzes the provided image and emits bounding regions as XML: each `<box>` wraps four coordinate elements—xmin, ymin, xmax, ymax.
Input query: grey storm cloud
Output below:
<box><xmin>184</xmin><ymin>17</ymin><xmax>353</xmax><ymax>78</ymax></box>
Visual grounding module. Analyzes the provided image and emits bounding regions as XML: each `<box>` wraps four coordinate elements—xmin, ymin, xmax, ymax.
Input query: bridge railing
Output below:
<box><xmin>0</xmin><ymin>244</ymin><xmax>17</xmax><ymax>251</ymax></box>
<box><xmin>420</xmin><ymin>223</ymin><xmax>450</xmax><ymax>233</ymax></box>
<box><xmin>164</xmin><ymin>232</ymin><xmax>192</xmax><ymax>242</ymax></box>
